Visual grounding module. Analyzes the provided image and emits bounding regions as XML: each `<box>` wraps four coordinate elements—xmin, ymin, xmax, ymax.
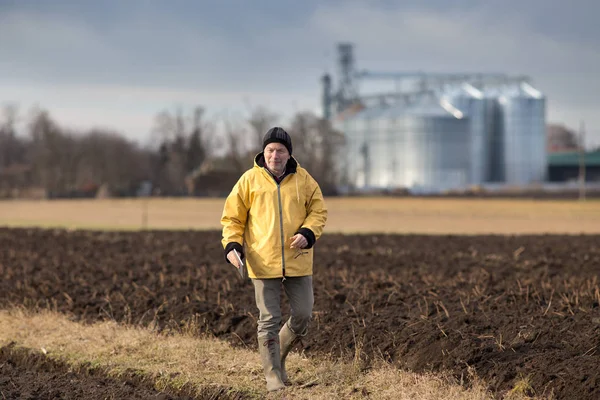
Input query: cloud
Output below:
<box><xmin>0</xmin><ymin>4</ymin><xmax>327</xmax><ymax>91</ymax></box>
<box><xmin>310</xmin><ymin>3</ymin><xmax>600</xmax><ymax>73</ymax></box>
<box><xmin>0</xmin><ymin>1</ymin><xmax>599</xmax><ymax>145</ymax></box>
<box><xmin>307</xmin><ymin>2</ymin><xmax>600</xmax><ymax>142</ymax></box>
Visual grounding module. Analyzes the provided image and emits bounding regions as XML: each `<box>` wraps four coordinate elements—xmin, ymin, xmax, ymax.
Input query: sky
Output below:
<box><xmin>1</xmin><ymin>0</ymin><xmax>599</xmax><ymax>148</ymax></box>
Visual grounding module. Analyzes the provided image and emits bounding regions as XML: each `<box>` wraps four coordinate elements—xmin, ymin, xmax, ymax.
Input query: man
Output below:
<box><xmin>221</xmin><ymin>126</ymin><xmax>328</xmax><ymax>392</ymax></box>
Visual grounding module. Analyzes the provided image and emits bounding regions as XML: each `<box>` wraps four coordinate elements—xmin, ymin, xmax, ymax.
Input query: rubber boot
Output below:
<box><xmin>279</xmin><ymin>323</ymin><xmax>301</xmax><ymax>385</ymax></box>
<box><xmin>258</xmin><ymin>336</ymin><xmax>285</xmax><ymax>392</ymax></box>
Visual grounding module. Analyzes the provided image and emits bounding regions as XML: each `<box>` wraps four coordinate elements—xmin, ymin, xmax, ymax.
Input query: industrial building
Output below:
<box><xmin>324</xmin><ymin>44</ymin><xmax>547</xmax><ymax>193</ymax></box>
<box><xmin>547</xmin><ymin>151</ymin><xmax>600</xmax><ymax>183</ymax></box>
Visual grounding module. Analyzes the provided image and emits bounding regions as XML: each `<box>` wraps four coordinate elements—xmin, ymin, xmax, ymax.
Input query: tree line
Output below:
<box><xmin>0</xmin><ymin>104</ymin><xmax>345</xmax><ymax>199</ymax></box>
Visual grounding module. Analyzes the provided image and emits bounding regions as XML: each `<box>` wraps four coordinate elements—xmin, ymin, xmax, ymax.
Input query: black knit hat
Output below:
<box><xmin>262</xmin><ymin>127</ymin><xmax>292</xmax><ymax>155</ymax></box>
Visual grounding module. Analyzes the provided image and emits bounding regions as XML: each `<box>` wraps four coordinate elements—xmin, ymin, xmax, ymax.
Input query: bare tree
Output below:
<box><xmin>76</xmin><ymin>129</ymin><xmax>152</xmax><ymax>196</ymax></box>
<box><xmin>21</xmin><ymin>107</ymin><xmax>153</xmax><ymax>197</ymax></box>
<box><xmin>0</xmin><ymin>100</ymin><xmax>349</xmax><ymax>198</ymax></box>
<box><xmin>315</xmin><ymin>117</ymin><xmax>345</xmax><ymax>194</ymax></box>
<box><xmin>290</xmin><ymin>112</ymin><xmax>321</xmax><ymax>168</ymax></box>
<box><xmin>186</xmin><ymin>107</ymin><xmax>207</xmax><ymax>172</ymax></box>
<box><xmin>289</xmin><ymin>111</ymin><xmax>345</xmax><ymax>195</ymax></box>
<box><xmin>247</xmin><ymin>105</ymin><xmax>278</xmax><ymax>152</ymax></box>
<box><xmin>151</xmin><ymin>109</ymin><xmax>177</xmax><ymax>145</ymax></box>
<box><xmin>150</xmin><ymin>106</ymin><xmax>212</xmax><ymax>195</ymax></box>
<box><xmin>547</xmin><ymin>123</ymin><xmax>579</xmax><ymax>152</ymax></box>
<box><xmin>28</xmin><ymin>109</ymin><xmax>65</xmax><ymax>195</ymax></box>
<box><xmin>0</xmin><ymin>104</ymin><xmax>23</xmax><ymax>167</ymax></box>
<box><xmin>0</xmin><ymin>104</ymin><xmax>31</xmax><ymax>196</ymax></box>
<box><xmin>223</xmin><ymin>114</ymin><xmax>252</xmax><ymax>176</ymax></box>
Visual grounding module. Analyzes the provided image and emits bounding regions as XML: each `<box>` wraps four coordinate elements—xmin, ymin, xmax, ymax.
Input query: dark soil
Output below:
<box><xmin>1</xmin><ymin>228</ymin><xmax>599</xmax><ymax>399</ymax></box>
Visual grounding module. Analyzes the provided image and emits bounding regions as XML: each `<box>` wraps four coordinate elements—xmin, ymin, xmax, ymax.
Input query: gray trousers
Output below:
<box><xmin>252</xmin><ymin>276</ymin><xmax>314</xmax><ymax>339</ymax></box>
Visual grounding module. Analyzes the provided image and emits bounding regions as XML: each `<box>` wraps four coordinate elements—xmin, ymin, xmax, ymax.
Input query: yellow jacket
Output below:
<box><xmin>221</xmin><ymin>154</ymin><xmax>327</xmax><ymax>279</ymax></box>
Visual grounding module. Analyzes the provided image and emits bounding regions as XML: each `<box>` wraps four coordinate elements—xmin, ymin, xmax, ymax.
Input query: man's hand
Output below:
<box><xmin>290</xmin><ymin>233</ymin><xmax>308</xmax><ymax>249</ymax></box>
<box><xmin>227</xmin><ymin>250</ymin><xmax>242</xmax><ymax>269</ymax></box>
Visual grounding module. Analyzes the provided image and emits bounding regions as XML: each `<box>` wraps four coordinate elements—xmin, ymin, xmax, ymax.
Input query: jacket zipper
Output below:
<box><xmin>276</xmin><ymin>182</ymin><xmax>286</xmax><ymax>279</ymax></box>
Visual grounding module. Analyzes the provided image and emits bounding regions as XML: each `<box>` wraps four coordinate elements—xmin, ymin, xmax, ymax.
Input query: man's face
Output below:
<box><xmin>264</xmin><ymin>142</ymin><xmax>290</xmax><ymax>174</ymax></box>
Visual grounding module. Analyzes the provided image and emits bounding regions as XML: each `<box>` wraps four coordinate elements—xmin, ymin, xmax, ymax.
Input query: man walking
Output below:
<box><xmin>221</xmin><ymin>127</ymin><xmax>328</xmax><ymax>392</ymax></box>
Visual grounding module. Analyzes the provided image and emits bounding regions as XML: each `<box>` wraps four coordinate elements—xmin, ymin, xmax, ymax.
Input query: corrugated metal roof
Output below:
<box><xmin>406</xmin><ymin>102</ymin><xmax>462</xmax><ymax>117</ymax></box>
<box><xmin>443</xmin><ymin>83</ymin><xmax>484</xmax><ymax>99</ymax></box>
<box><xmin>483</xmin><ymin>83</ymin><xmax>545</xmax><ymax>99</ymax></box>
<box><xmin>365</xmin><ymin>99</ymin><xmax>468</xmax><ymax>119</ymax></box>
<box><xmin>548</xmin><ymin>151</ymin><xmax>600</xmax><ymax>167</ymax></box>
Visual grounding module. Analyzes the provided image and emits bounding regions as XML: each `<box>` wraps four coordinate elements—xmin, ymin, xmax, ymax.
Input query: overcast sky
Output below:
<box><xmin>1</xmin><ymin>0</ymin><xmax>599</xmax><ymax>147</ymax></box>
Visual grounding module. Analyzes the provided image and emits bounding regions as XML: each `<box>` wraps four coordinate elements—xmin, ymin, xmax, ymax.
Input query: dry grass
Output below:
<box><xmin>0</xmin><ymin>308</ymin><xmax>540</xmax><ymax>400</ymax></box>
<box><xmin>1</xmin><ymin>197</ymin><xmax>599</xmax><ymax>234</ymax></box>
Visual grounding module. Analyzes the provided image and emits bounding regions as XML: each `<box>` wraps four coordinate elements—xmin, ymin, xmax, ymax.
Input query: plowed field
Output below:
<box><xmin>1</xmin><ymin>228</ymin><xmax>599</xmax><ymax>399</ymax></box>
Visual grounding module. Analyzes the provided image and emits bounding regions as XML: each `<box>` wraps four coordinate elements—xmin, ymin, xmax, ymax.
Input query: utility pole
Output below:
<box><xmin>360</xmin><ymin>141</ymin><xmax>369</xmax><ymax>188</ymax></box>
<box><xmin>578</xmin><ymin>120</ymin><xmax>586</xmax><ymax>201</ymax></box>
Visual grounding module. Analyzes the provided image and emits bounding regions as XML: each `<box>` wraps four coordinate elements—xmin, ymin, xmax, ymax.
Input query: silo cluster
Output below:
<box><xmin>335</xmin><ymin>81</ymin><xmax>546</xmax><ymax>193</ymax></box>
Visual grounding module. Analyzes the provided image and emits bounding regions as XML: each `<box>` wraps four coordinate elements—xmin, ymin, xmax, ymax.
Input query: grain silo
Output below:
<box><xmin>324</xmin><ymin>43</ymin><xmax>547</xmax><ymax>192</ymax></box>
<box><xmin>340</xmin><ymin>105</ymin><xmax>389</xmax><ymax>190</ymax></box>
<box><xmin>347</xmin><ymin>95</ymin><xmax>471</xmax><ymax>192</ymax></box>
<box><xmin>497</xmin><ymin>82</ymin><xmax>546</xmax><ymax>185</ymax></box>
<box><xmin>442</xmin><ymin>84</ymin><xmax>492</xmax><ymax>185</ymax></box>
<box><xmin>397</xmin><ymin>99</ymin><xmax>470</xmax><ymax>191</ymax></box>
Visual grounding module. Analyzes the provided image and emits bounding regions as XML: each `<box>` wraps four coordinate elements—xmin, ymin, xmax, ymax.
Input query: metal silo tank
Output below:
<box><xmin>344</xmin><ymin>110</ymin><xmax>364</xmax><ymax>190</ymax></box>
<box><xmin>332</xmin><ymin>116</ymin><xmax>353</xmax><ymax>192</ymax></box>
<box><xmin>371</xmin><ymin>102</ymin><xmax>408</xmax><ymax>189</ymax></box>
<box><xmin>366</xmin><ymin>108</ymin><xmax>388</xmax><ymax>188</ymax></box>
<box><xmin>443</xmin><ymin>84</ymin><xmax>490</xmax><ymax>185</ymax></box>
<box><xmin>484</xmin><ymin>91</ymin><xmax>503</xmax><ymax>182</ymax></box>
<box><xmin>334</xmin><ymin>108</ymin><xmax>363</xmax><ymax>192</ymax></box>
<box><xmin>344</xmin><ymin>105</ymin><xmax>388</xmax><ymax>190</ymax></box>
<box><xmin>401</xmin><ymin>100</ymin><xmax>470</xmax><ymax>192</ymax></box>
<box><xmin>388</xmin><ymin>104</ymin><xmax>409</xmax><ymax>189</ymax></box>
<box><xmin>498</xmin><ymin>83</ymin><xmax>546</xmax><ymax>185</ymax></box>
